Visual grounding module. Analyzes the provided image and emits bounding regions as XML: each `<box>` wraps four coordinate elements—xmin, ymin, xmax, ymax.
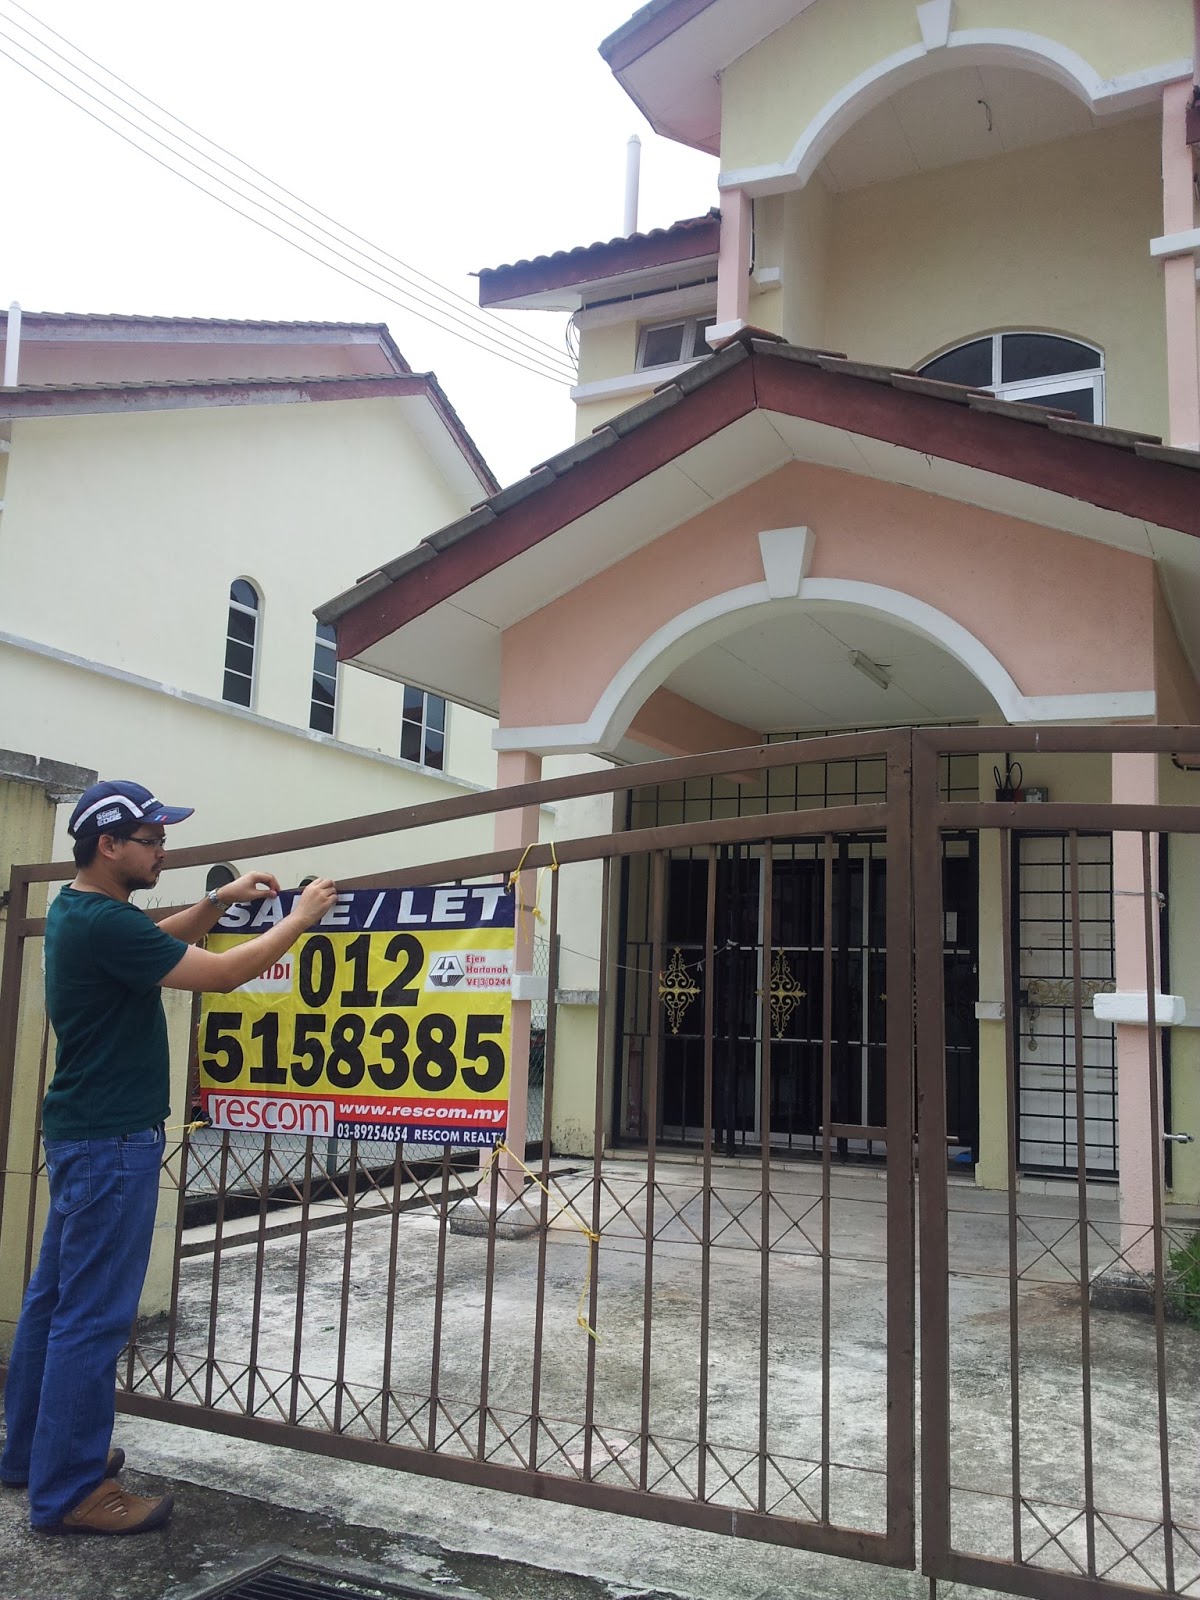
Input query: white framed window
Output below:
<box><xmin>401</xmin><ymin>685</ymin><xmax>445</xmax><ymax>771</ymax></box>
<box><xmin>636</xmin><ymin>313</ymin><xmax>716</xmax><ymax>371</ymax></box>
<box><xmin>918</xmin><ymin>332</ymin><xmax>1104</xmax><ymax>423</ymax></box>
<box><xmin>223</xmin><ymin>579</ymin><xmax>260</xmax><ymax>707</ymax></box>
<box><xmin>310</xmin><ymin>622</ymin><xmax>338</xmax><ymax>734</ymax></box>
<box><xmin>206</xmin><ymin>864</ymin><xmax>238</xmax><ymax>894</ymax></box>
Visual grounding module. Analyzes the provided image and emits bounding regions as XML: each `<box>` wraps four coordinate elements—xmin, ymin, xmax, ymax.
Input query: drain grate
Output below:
<box><xmin>198</xmin><ymin>1558</ymin><xmax>441</xmax><ymax>1600</ymax></box>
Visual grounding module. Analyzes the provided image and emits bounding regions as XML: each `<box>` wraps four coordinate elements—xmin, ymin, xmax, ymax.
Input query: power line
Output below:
<box><xmin>1</xmin><ymin>0</ymin><xmax>576</xmax><ymax>378</ymax></box>
<box><xmin>0</xmin><ymin>22</ymin><xmax>572</xmax><ymax>385</ymax></box>
<box><xmin>0</xmin><ymin>15</ymin><xmax>576</xmax><ymax>386</ymax></box>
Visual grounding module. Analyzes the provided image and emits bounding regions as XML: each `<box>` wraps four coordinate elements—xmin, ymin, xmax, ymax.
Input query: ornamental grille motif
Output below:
<box><xmin>658</xmin><ymin>948</ymin><xmax>700</xmax><ymax>1035</ymax></box>
<box><xmin>1025</xmin><ymin>977</ymin><xmax>1115</xmax><ymax>1009</ymax></box>
<box><xmin>766</xmin><ymin>948</ymin><xmax>807</xmax><ymax>1038</ymax></box>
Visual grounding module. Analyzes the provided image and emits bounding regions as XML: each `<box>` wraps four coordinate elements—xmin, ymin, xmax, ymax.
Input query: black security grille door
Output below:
<box><xmin>767</xmin><ymin>847</ymin><xmax>886</xmax><ymax>1152</ymax></box>
<box><xmin>658</xmin><ymin>843</ymin><xmax>890</xmax><ymax>1155</ymax></box>
<box><xmin>655</xmin><ymin>838</ymin><xmax>978</xmax><ymax>1158</ymax></box>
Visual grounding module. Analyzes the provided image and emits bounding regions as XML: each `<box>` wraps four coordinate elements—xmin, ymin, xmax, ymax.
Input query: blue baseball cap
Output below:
<box><xmin>68</xmin><ymin>780</ymin><xmax>194</xmax><ymax>840</ymax></box>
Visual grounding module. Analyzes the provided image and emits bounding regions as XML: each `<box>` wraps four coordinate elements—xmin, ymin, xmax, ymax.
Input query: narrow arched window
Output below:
<box><xmin>918</xmin><ymin>333</ymin><xmax>1104</xmax><ymax>423</ymax></box>
<box><xmin>223</xmin><ymin>579</ymin><xmax>259</xmax><ymax>707</ymax></box>
<box><xmin>310</xmin><ymin>623</ymin><xmax>337</xmax><ymax>734</ymax></box>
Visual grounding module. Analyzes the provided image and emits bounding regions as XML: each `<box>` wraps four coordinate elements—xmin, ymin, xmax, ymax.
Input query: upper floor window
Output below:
<box><xmin>636</xmin><ymin>314</ymin><xmax>716</xmax><ymax>371</ymax></box>
<box><xmin>310</xmin><ymin>623</ymin><xmax>337</xmax><ymax>735</ymax></box>
<box><xmin>401</xmin><ymin>686</ymin><xmax>445</xmax><ymax>771</ymax></box>
<box><xmin>223</xmin><ymin>579</ymin><xmax>260</xmax><ymax>707</ymax></box>
<box><xmin>918</xmin><ymin>333</ymin><xmax>1103</xmax><ymax>423</ymax></box>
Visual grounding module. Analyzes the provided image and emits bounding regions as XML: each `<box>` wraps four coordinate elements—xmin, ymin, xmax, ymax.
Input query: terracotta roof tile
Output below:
<box><xmin>318</xmin><ymin>330</ymin><xmax>1197</xmax><ymax>645</ymax></box>
<box><xmin>478</xmin><ymin>211</ymin><xmax>720</xmax><ymax>307</ymax></box>
<box><xmin>0</xmin><ymin>371</ymin><xmax>497</xmax><ymax>494</ymax></box>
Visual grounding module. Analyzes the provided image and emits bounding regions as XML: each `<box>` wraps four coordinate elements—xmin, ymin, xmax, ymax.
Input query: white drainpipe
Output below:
<box><xmin>624</xmin><ymin>134</ymin><xmax>641</xmax><ymax>237</ymax></box>
<box><xmin>3</xmin><ymin>302</ymin><xmax>21</xmax><ymax>387</ymax></box>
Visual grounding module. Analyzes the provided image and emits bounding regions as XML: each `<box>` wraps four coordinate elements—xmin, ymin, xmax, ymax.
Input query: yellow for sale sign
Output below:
<box><xmin>196</xmin><ymin>885</ymin><xmax>513</xmax><ymax>1147</ymax></box>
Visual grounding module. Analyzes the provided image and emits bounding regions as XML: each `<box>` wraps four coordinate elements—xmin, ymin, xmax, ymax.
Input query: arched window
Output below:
<box><xmin>223</xmin><ymin>579</ymin><xmax>260</xmax><ymax>707</ymax></box>
<box><xmin>310</xmin><ymin>622</ymin><xmax>337</xmax><ymax>734</ymax></box>
<box><xmin>205</xmin><ymin>864</ymin><xmax>238</xmax><ymax>894</ymax></box>
<box><xmin>918</xmin><ymin>333</ymin><xmax>1104</xmax><ymax>423</ymax></box>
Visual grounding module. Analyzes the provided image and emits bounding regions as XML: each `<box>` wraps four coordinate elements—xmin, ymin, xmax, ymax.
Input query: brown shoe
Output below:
<box><xmin>51</xmin><ymin>1479</ymin><xmax>173</xmax><ymax>1535</ymax></box>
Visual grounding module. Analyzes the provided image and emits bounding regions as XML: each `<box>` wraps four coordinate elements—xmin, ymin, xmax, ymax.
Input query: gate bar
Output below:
<box><xmin>638</xmin><ymin>850</ymin><xmax>665</xmax><ymax>1491</ymax></box>
<box><xmin>758</xmin><ymin>849</ymin><xmax>773</xmax><ymax>1513</ymax></box>
<box><xmin>697</xmin><ymin>845</ymin><xmax>716</xmax><ymax>1503</ymax></box>
<box><xmin>1142</xmin><ymin>831</ymin><xmax>1175</xmax><ymax>1592</ymax></box>
<box><xmin>1068</xmin><ymin>833</ymin><xmax>1097</xmax><ymax>1577</ymax></box>
<box><xmin>820</xmin><ymin>835</ymin><xmax>835</xmax><ymax>1526</ymax></box>
<box><xmin>913</xmin><ymin>731</ymin><xmax>951</xmax><ymax>1571</ymax></box>
<box><xmin>999</xmin><ymin>833</ymin><xmax>1022</xmax><ymax>1565</ymax></box>
<box><xmin>583</xmin><ymin>857</ymin><xmax>611</xmax><ymax>1482</ymax></box>
<box><xmin>527</xmin><ymin>867</ymin><xmax>562</xmax><ymax>1472</ymax></box>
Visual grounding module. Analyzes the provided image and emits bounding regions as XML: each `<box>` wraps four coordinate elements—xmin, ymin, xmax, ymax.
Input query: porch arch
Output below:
<box><xmin>719</xmin><ymin>29</ymin><xmax>1185</xmax><ymax>193</ymax></box>
<box><xmin>493</xmin><ymin>577</ymin><xmax>1155</xmax><ymax>756</ymax></box>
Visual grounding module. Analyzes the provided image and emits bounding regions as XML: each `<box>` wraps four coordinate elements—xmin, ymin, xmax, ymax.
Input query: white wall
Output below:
<box><xmin>0</xmin><ymin>396</ymin><xmax>497</xmax><ymax>789</ymax></box>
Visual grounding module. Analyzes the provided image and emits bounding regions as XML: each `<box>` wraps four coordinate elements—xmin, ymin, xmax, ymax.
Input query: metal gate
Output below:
<box><xmin>2</xmin><ymin>726</ymin><xmax>1199</xmax><ymax>1597</ymax></box>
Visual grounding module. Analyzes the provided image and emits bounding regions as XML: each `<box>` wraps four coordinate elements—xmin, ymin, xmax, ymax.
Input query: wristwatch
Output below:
<box><xmin>205</xmin><ymin>888</ymin><xmax>224</xmax><ymax>909</ymax></box>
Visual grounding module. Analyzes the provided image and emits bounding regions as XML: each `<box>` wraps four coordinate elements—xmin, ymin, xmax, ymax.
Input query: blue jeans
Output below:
<box><xmin>1</xmin><ymin>1125</ymin><xmax>164</xmax><ymax>1525</ymax></box>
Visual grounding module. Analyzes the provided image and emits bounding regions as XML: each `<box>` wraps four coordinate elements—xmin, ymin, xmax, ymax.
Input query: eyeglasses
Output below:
<box><xmin>125</xmin><ymin>834</ymin><xmax>167</xmax><ymax>849</ymax></box>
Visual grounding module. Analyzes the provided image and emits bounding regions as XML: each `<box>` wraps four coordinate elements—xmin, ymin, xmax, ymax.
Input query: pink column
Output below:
<box><xmin>1161</xmin><ymin>79</ymin><xmax>1200</xmax><ymax>449</ymax></box>
<box><xmin>495</xmin><ymin>748</ymin><xmax>542</xmax><ymax>1201</ymax></box>
<box><xmin>1112</xmin><ymin>753</ymin><xmax>1161</xmax><ymax>1271</ymax></box>
<box><xmin>711</xmin><ymin>187</ymin><xmax>752</xmax><ymax>342</ymax></box>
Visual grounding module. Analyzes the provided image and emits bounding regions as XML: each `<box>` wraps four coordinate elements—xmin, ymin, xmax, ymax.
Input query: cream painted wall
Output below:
<box><xmin>539</xmin><ymin>755</ymin><xmax>618</xmax><ymax>1156</ymax></box>
<box><xmin>576</xmin><ymin>323</ymin><xmax>639</xmax><ymax>389</ymax></box>
<box><xmin>0</xmin><ymin>778</ymin><xmax>55</xmax><ymax>1349</ymax></box>
<box><xmin>779</xmin><ymin>182</ymin><xmax>832</xmax><ymax>348</ymax></box>
<box><xmin>0</xmin><ymin>398</ymin><xmax>497</xmax><ymax>789</ymax></box>
<box><xmin>718</xmin><ymin>0</ymin><xmax>1189</xmax><ymax>179</ymax></box>
<box><xmin>569</xmin><ymin>114</ymin><xmax>1166</xmax><ymax>439</ymax></box>
<box><xmin>822</xmin><ymin>118</ymin><xmax>1167</xmax><ymax>436</ymax></box>
<box><xmin>0</xmin><ymin>643</ymin><xmax>506</xmax><ymax>897</ymax></box>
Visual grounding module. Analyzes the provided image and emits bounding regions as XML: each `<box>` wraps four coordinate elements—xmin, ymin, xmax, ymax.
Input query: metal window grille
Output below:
<box><xmin>1015</xmin><ymin>832</ymin><xmax>1116</xmax><ymax>1175</ymax></box>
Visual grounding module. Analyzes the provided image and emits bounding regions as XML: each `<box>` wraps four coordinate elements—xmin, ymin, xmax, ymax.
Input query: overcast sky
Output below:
<box><xmin>0</xmin><ymin>1</ymin><xmax>719</xmax><ymax>484</ymax></box>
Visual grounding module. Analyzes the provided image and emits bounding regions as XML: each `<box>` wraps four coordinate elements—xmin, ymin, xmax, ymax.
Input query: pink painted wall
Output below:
<box><xmin>1152</xmin><ymin>571</ymin><xmax>1200</xmax><ymax>724</ymax></box>
<box><xmin>499</xmin><ymin>460</ymin><xmax>1157</xmax><ymax>732</ymax></box>
<box><xmin>0</xmin><ymin>338</ymin><xmax>400</xmax><ymax>386</ymax></box>
<box><xmin>627</xmin><ymin>686</ymin><xmax>756</xmax><ymax>757</ymax></box>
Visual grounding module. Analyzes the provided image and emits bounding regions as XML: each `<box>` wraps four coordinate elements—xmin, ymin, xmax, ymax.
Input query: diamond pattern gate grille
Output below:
<box><xmin>4</xmin><ymin>727</ymin><xmax>1200</xmax><ymax>1600</ymax></box>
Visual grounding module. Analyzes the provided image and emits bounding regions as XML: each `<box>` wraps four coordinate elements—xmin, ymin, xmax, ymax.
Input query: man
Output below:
<box><xmin>0</xmin><ymin>779</ymin><xmax>337</xmax><ymax>1535</ymax></box>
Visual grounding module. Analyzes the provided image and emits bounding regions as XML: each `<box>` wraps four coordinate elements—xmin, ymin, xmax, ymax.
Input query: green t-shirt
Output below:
<box><xmin>42</xmin><ymin>887</ymin><xmax>188</xmax><ymax>1141</ymax></box>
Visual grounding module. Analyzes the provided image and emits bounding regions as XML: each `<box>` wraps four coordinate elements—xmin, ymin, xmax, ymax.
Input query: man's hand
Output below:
<box><xmin>294</xmin><ymin>877</ymin><xmax>339</xmax><ymax>928</ymax></box>
<box><xmin>163</xmin><ymin>876</ymin><xmax>341</xmax><ymax>993</ymax></box>
<box><xmin>217</xmin><ymin>869</ymin><xmax>281</xmax><ymax>906</ymax></box>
